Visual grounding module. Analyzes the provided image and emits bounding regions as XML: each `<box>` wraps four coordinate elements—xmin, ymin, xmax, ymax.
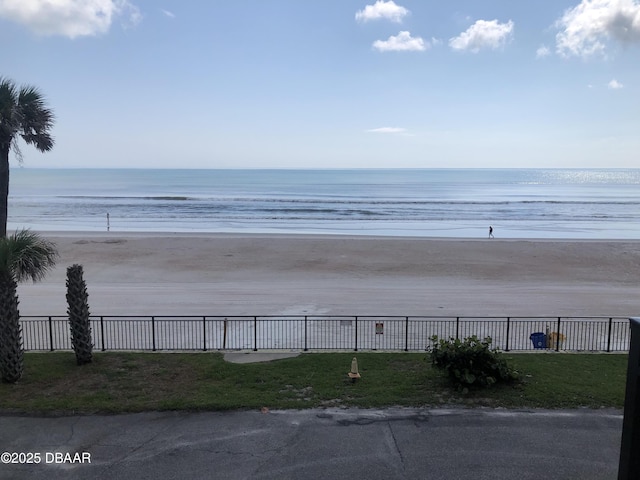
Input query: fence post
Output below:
<box><xmin>304</xmin><ymin>316</ymin><xmax>308</xmax><ymax>352</ymax></box>
<box><xmin>607</xmin><ymin>317</ymin><xmax>613</xmax><ymax>353</ymax></box>
<box><xmin>354</xmin><ymin>316</ymin><xmax>358</xmax><ymax>352</ymax></box>
<box><xmin>100</xmin><ymin>317</ymin><xmax>105</xmax><ymax>351</ymax></box>
<box><xmin>151</xmin><ymin>316</ymin><xmax>156</xmax><ymax>352</ymax></box>
<box><xmin>253</xmin><ymin>317</ymin><xmax>258</xmax><ymax>351</ymax></box>
<box><xmin>404</xmin><ymin>316</ymin><xmax>409</xmax><ymax>352</ymax></box>
<box><xmin>223</xmin><ymin>318</ymin><xmax>227</xmax><ymax>350</ymax></box>
<box><xmin>618</xmin><ymin>318</ymin><xmax>640</xmax><ymax>479</ymax></box>
<box><xmin>202</xmin><ymin>316</ymin><xmax>207</xmax><ymax>352</ymax></box>
<box><xmin>456</xmin><ymin>317</ymin><xmax>460</xmax><ymax>340</ymax></box>
<box><xmin>556</xmin><ymin>317</ymin><xmax>562</xmax><ymax>352</ymax></box>
<box><xmin>505</xmin><ymin>317</ymin><xmax>510</xmax><ymax>352</ymax></box>
<box><xmin>48</xmin><ymin>316</ymin><xmax>54</xmax><ymax>352</ymax></box>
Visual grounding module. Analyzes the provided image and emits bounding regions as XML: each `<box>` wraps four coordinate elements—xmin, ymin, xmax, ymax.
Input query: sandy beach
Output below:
<box><xmin>16</xmin><ymin>233</ymin><xmax>640</xmax><ymax>318</ymax></box>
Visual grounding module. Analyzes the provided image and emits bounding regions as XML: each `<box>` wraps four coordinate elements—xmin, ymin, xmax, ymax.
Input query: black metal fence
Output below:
<box><xmin>20</xmin><ymin>315</ymin><xmax>631</xmax><ymax>353</ymax></box>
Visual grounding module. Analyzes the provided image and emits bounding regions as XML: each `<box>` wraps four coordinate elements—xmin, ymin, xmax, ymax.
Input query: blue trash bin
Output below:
<box><xmin>530</xmin><ymin>332</ymin><xmax>546</xmax><ymax>349</ymax></box>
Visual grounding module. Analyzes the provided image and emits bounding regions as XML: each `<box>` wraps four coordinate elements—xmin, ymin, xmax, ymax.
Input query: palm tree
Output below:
<box><xmin>0</xmin><ymin>230</ymin><xmax>57</xmax><ymax>383</ymax></box>
<box><xmin>0</xmin><ymin>77</ymin><xmax>54</xmax><ymax>237</ymax></box>
<box><xmin>66</xmin><ymin>264</ymin><xmax>93</xmax><ymax>365</ymax></box>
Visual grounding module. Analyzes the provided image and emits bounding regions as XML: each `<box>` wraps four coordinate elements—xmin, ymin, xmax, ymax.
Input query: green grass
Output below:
<box><xmin>0</xmin><ymin>351</ymin><xmax>628</xmax><ymax>414</ymax></box>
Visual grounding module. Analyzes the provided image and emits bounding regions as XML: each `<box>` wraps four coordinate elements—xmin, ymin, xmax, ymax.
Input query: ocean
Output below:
<box><xmin>7</xmin><ymin>168</ymin><xmax>640</xmax><ymax>239</ymax></box>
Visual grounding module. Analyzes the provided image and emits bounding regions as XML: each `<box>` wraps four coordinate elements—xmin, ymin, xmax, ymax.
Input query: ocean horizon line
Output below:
<box><xmin>12</xmin><ymin>166</ymin><xmax>640</xmax><ymax>172</ymax></box>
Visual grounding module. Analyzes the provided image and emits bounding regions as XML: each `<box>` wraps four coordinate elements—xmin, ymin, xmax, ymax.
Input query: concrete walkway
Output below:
<box><xmin>0</xmin><ymin>408</ymin><xmax>622</xmax><ymax>479</ymax></box>
<box><xmin>223</xmin><ymin>351</ymin><xmax>301</xmax><ymax>364</ymax></box>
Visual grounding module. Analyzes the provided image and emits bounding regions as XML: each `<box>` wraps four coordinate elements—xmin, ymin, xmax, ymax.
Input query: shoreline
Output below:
<box><xmin>16</xmin><ymin>233</ymin><xmax>640</xmax><ymax>318</ymax></box>
<box><xmin>30</xmin><ymin>230</ymin><xmax>640</xmax><ymax>242</ymax></box>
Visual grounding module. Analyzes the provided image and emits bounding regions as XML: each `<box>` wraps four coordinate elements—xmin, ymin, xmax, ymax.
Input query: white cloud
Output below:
<box><xmin>373</xmin><ymin>31</ymin><xmax>427</xmax><ymax>52</ymax></box>
<box><xmin>0</xmin><ymin>0</ymin><xmax>141</xmax><ymax>38</ymax></box>
<box><xmin>367</xmin><ymin>127</ymin><xmax>407</xmax><ymax>134</ymax></box>
<box><xmin>449</xmin><ymin>19</ymin><xmax>514</xmax><ymax>53</ymax></box>
<box><xmin>356</xmin><ymin>1</ymin><xmax>409</xmax><ymax>23</ymax></box>
<box><xmin>608</xmin><ymin>79</ymin><xmax>624</xmax><ymax>88</ymax></box>
<box><xmin>556</xmin><ymin>0</ymin><xmax>640</xmax><ymax>58</ymax></box>
<box><xmin>536</xmin><ymin>45</ymin><xmax>551</xmax><ymax>58</ymax></box>
<box><xmin>161</xmin><ymin>9</ymin><xmax>175</xmax><ymax>19</ymax></box>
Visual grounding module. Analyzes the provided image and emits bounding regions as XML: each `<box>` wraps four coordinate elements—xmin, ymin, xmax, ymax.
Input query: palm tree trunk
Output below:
<box><xmin>0</xmin><ymin>272</ymin><xmax>23</xmax><ymax>383</ymax></box>
<box><xmin>66</xmin><ymin>265</ymin><xmax>93</xmax><ymax>365</ymax></box>
<box><xmin>0</xmin><ymin>146</ymin><xmax>9</xmax><ymax>238</ymax></box>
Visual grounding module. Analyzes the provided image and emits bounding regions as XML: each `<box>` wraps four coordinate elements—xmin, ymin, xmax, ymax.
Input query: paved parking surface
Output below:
<box><xmin>0</xmin><ymin>408</ymin><xmax>622</xmax><ymax>480</ymax></box>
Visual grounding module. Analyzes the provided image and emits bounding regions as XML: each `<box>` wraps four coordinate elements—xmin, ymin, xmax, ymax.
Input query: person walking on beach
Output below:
<box><xmin>489</xmin><ymin>226</ymin><xmax>494</xmax><ymax>239</ymax></box>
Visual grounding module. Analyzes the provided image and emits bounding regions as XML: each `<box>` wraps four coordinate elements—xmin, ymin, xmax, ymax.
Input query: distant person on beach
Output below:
<box><xmin>107</xmin><ymin>213</ymin><xmax>110</xmax><ymax>232</ymax></box>
<box><xmin>489</xmin><ymin>226</ymin><xmax>494</xmax><ymax>238</ymax></box>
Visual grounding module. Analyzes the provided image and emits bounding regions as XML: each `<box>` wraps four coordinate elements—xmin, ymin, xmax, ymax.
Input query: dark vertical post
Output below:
<box><xmin>354</xmin><ymin>316</ymin><xmax>358</xmax><ymax>352</ymax></box>
<box><xmin>100</xmin><ymin>316</ymin><xmax>105</xmax><ymax>351</ymax></box>
<box><xmin>505</xmin><ymin>317</ymin><xmax>511</xmax><ymax>352</ymax></box>
<box><xmin>304</xmin><ymin>316</ymin><xmax>308</xmax><ymax>352</ymax></box>
<box><xmin>203</xmin><ymin>316</ymin><xmax>207</xmax><ymax>352</ymax></box>
<box><xmin>556</xmin><ymin>317</ymin><xmax>562</xmax><ymax>352</ymax></box>
<box><xmin>618</xmin><ymin>318</ymin><xmax>640</xmax><ymax>480</ymax></box>
<box><xmin>607</xmin><ymin>317</ymin><xmax>613</xmax><ymax>353</ymax></box>
<box><xmin>253</xmin><ymin>317</ymin><xmax>258</xmax><ymax>351</ymax></box>
<box><xmin>48</xmin><ymin>316</ymin><xmax>54</xmax><ymax>352</ymax></box>
<box><xmin>456</xmin><ymin>317</ymin><xmax>460</xmax><ymax>340</ymax></box>
<box><xmin>151</xmin><ymin>316</ymin><xmax>156</xmax><ymax>352</ymax></box>
<box><xmin>404</xmin><ymin>316</ymin><xmax>409</xmax><ymax>352</ymax></box>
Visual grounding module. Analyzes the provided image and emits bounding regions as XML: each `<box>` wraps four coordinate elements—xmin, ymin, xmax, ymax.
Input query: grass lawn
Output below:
<box><xmin>0</xmin><ymin>351</ymin><xmax>628</xmax><ymax>414</ymax></box>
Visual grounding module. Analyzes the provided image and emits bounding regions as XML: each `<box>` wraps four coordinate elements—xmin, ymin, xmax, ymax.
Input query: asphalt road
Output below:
<box><xmin>0</xmin><ymin>408</ymin><xmax>622</xmax><ymax>480</ymax></box>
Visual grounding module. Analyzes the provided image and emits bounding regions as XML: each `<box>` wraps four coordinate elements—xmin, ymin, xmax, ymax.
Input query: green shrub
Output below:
<box><xmin>430</xmin><ymin>335</ymin><xmax>519</xmax><ymax>392</ymax></box>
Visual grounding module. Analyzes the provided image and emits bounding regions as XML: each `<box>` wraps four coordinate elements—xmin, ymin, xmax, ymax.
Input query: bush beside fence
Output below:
<box><xmin>20</xmin><ymin>316</ymin><xmax>631</xmax><ymax>353</ymax></box>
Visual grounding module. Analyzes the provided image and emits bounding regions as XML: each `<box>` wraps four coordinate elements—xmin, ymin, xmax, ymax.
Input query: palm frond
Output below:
<box><xmin>0</xmin><ymin>78</ymin><xmax>54</xmax><ymax>153</ymax></box>
<box><xmin>18</xmin><ymin>85</ymin><xmax>54</xmax><ymax>152</ymax></box>
<box><xmin>0</xmin><ymin>77</ymin><xmax>19</xmax><ymax>148</ymax></box>
<box><xmin>0</xmin><ymin>230</ymin><xmax>58</xmax><ymax>282</ymax></box>
<box><xmin>10</xmin><ymin>141</ymin><xmax>23</xmax><ymax>164</ymax></box>
<box><xmin>0</xmin><ymin>77</ymin><xmax>18</xmax><ymax>114</ymax></box>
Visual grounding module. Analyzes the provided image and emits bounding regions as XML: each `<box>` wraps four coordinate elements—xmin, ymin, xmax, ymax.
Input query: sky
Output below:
<box><xmin>2</xmin><ymin>0</ymin><xmax>640</xmax><ymax>169</ymax></box>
